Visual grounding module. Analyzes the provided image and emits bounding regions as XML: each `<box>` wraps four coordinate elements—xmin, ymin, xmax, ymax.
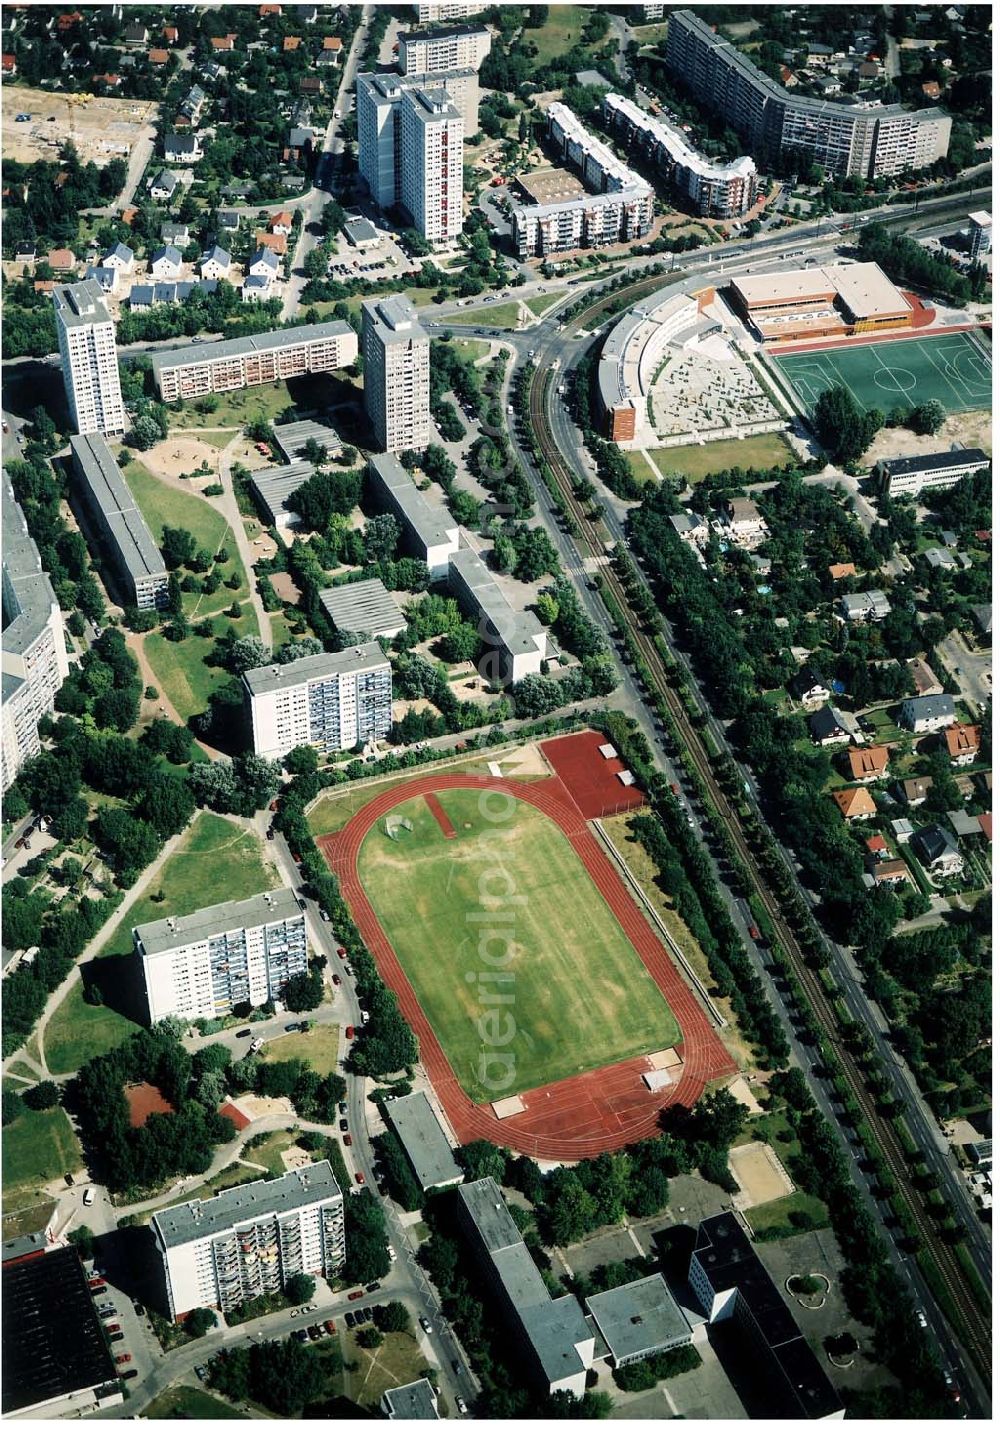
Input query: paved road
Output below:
<box><xmin>936</xmin><ymin>630</ymin><xmax>991</xmax><ymax>714</ymax></box>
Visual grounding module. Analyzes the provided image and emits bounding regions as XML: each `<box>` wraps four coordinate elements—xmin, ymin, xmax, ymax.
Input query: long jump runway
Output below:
<box><xmin>318</xmin><ymin>772</ymin><xmax>734</xmax><ymax>1161</ymax></box>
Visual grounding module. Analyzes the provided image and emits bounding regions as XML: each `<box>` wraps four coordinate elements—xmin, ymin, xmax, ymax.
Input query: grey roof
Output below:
<box><xmin>243</xmin><ymin>274</ymin><xmax>271</xmax><ymax>291</ymax></box>
<box><xmin>51</xmin><ymin>279</ymin><xmax>114</xmax><ymax>330</ymax></box>
<box><xmin>344</xmin><ymin>216</ymin><xmax>380</xmax><ymax>245</ymax></box>
<box><xmin>165</xmin><ymin>134</ymin><xmax>199</xmax><ymax>156</ymax></box>
<box><xmin>840</xmin><ymin>590</ymin><xmax>891</xmax><ymax>619</ymax></box>
<box><xmin>288</xmin><ymin>126</ymin><xmax>316</xmax><ymax>147</ymax></box>
<box><xmin>250</xmin><ymin>247</ymin><xmax>280</xmax><ymax>272</ymax></box>
<box><xmin>249</xmin><ymin>460</ymin><xmax>317</xmax><ymax>523</ymax></box>
<box><xmin>201</xmin><ymin>244</ymin><xmax>230</xmax><ymax>266</ymax></box>
<box><xmin>2</xmin><ymin>476</ymin><xmax>61</xmax><ymax>663</ymax></box>
<box><xmin>904</xmin><ymin>693</ymin><xmax>955</xmax><ymax>720</ymax></box>
<box><xmin>876</xmin><ymin>447</ymin><xmax>989</xmax><ymax>477</ymax></box>
<box><xmin>218</xmin><ymin>210</ymin><xmax>240</xmax><ymax>228</ymax></box>
<box><xmin>383</xmin><ymin>1379</ymin><xmax>439</xmax><ymax>1419</ymax></box>
<box><xmin>319</xmin><ymin>578</ymin><xmax>405</xmax><ymax>639</ymax></box>
<box><xmin>911</xmin><ymin>823</ymin><xmax>961</xmax><ymax>863</ymax></box>
<box><xmin>367</xmin><ymin>453</ymin><xmax>458</xmax><ymax>554</ymax></box>
<box><xmin>458</xmin><ymin>1178</ymin><xmax>592</xmax><ymax>1386</ymax></box>
<box><xmin>151</xmin><ymin>244</ymin><xmax>182</xmax><ymax>267</ymax></box>
<box><xmin>585</xmin><ymin>1274</ymin><xmax>691</xmax><ymax>1361</ymax></box>
<box><xmin>150</xmin><ymin>319</ymin><xmax>355</xmax><ymax>381</ymax></box>
<box><xmin>134</xmin><ymin>887</ymin><xmax>302</xmax><ymax>958</ymax></box>
<box><xmin>383</xmin><ymin>1091</ymin><xmax>462</xmax><ymax>1190</ymax></box>
<box><xmin>160</xmin><ymin>221</ymin><xmax>189</xmax><ymax>242</ymax></box>
<box><xmin>84</xmin><ymin>265</ymin><xmax>117</xmax><ymax>292</ymax></box>
<box><xmin>809</xmin><ymin>705</ymin><xmax>851</xmax><ymax>740</ymax></box>
<box><xmin>272</xmin><ymin>419</ymin><xmax>340</xmax><ymax>463</ymax></box>
<box><xmin>129</xmin><ymin>280</ymin><xmax>218</xmax><ymax>308</ymax></box>
<box><xmin>363</xmin><ymin>294</ymin><xmax>427</xmax><ymax>344</ymax></box>
<box><xmin>242</xmin><ymin>642</ymin><xmax>389</xmax><ymax>698</ymax></box>
<box><xmin>406</xmin><ymin>87</ymin><xmax>460</xmax><ymax>125</ymax></box>
<box><xmin>69</xmin><ymin>434</ymin><xmax>168</xmax><ymax>586</ymax></box>
<box><xmin>152</xmin><ymin>1160</ymin><xmax>341</xmax><ymax>1250</ymax></box>
<box><xmin>400</xmin><ymin>22</ymin><xmax>489</xmax><ymax>43</ymax></box>
<box><xmin>448</xmin><ymin>546</ymin><xmax>546</xmax><ymax>661</ymax></box>
<box><xmin>102</xmin><ymin>241</ymin><xmax>133</xmax><ymax>264</ymax></box>
<box><xmin>151</xmin><ymin>169</ymin><xmax>179</xmax><ymax>193</ymax></box>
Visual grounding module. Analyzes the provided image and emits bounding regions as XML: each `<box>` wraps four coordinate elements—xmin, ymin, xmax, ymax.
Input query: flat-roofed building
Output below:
<box><xmin>52</xmin><ymin>280</ymin><xmax>127</xmax><ymax>437</ymax></box>
<box><xmin>363</xmin><ymin>296</ymin><xmax>431</xmax><ymax>452</ymax></box>
<box><xmin>3</xmin><ymin>1246</ymin><xmax>121</xmax><ymax>1419</ymax></box>
<box><xmin>596</xmin><ymin>280</ymin><xmax>711</xmax><ymax>441</ymax></box>
<box><xmin>319</xmin><ymin>577</ymin><xmax>406</xmax><ymax>640</ymax></box>
<box><xmin>448</xmin><ymin>546</ymin><xmax>547</xmax><ymax>684</ymax></box>
<box><xmin>839</xmin><ymin>589</ymin><xmax>891</xmax><ymax>622</ymax></box>
<box><xmin>68</xmin><ymin>433</ymin><xmax>170</xmax><ymax>610</ymax></box>
<box><xmin>586</xmin><ymin>1274</ymin><xmax>692</xmax><ymax>1368</ymax></box>
<box><xmin>150</xmin><ymin>320</ymin><xmax>358</xmax><ymax>402</ymax></box>
<box><xmin>874</xmin><ymin>447</ymin><xmax>989</xmax><ymax>498</ymax></box>
<box><xmin>604</xmin><ymin>93</ymin><xmax>757</xmax><ymax>217</ymax></box>
<box><xmin>243</xmin><ymin>643</ymin><xmax>392</xmax><ymax>760</ymax></box>
<box><xmin>383</xmin><ymin>1379</ymin><xmax>440</xmax><ymax>1419</ymax></box>
<box><xmin>401</xmin><ymin>87</ymin><xmax>464</xmax><ymax>242</ymax></box>
<box><xmin>689</xmin><ymin>1213</ymin><xmax>842</xmax><ymax>1419</ymax></box>
<box><xmin>2</xmin><ymin>477</ymin><xmax>70</xmax><ymax>791</ymax></box>
<box><xmin>271</xmin><ymin>419</ymin><xmax>341</xmax><ymax>464</ymax></box>
<box><xmin>152</xmin><ymin>1161</ymin><xmax>344</xmax><ymax>1319</ymax></box>
<box><xmin>135</xmin><ymin>888</ymin><xmax>308</xmax><ymax>1023</ymax></box>
<box><xmin>357</xmin><ymin>68</ymin><xmax>479</xmax><ymax>202</ymax></box>
<box><xmin>398</xmin><ymin>23</ymin><xmax>491</xmax><ymax>74</ymax></box>
<box><xmin>249</xmin><ymin>460</ymin><xmax>317</xmax><ymax>530</ymax></box>
<box><xmin>367</xmin><ymin>453</ymin><xmax>459</xmax><ymax>577</ymax></box>
<box><xmin>383</xmin><ymin>1091</ymin><xmax>463</xmax><ymax>1191</ymax></box>
<box><xmin>457</xmin><ymin>1178</ymin><xmax>595</xmax><ymax>1396</ymax></box>
<box><xmin>968</xmin><ymin>210</ymin><xmax>991</xmax><ymax>260</ymax></box>
<box><xmin>515</xmin><ymin>168</ymin><xmax>586</xmax><ymax>206</ymax></box>
<box><xmin>730</xmin><ymin>262</ymin><xmax>911</xmax><ymax>341</ymax></box>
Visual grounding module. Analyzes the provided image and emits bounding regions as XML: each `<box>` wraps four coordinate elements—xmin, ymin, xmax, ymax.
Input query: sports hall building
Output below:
<box><xmin>729</xmin><ymin>262</ymin><xmax>913</xmax><ymax>343</ymax></box>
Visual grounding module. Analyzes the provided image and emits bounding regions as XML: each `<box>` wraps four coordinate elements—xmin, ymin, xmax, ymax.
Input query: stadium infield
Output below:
<box><xmin>772</xmin><ymin>329</ymin><xmax>991</xmax><ymax>416</ymax></box>
<box><xmin>319</xmin><ymin>763</ymin><xmax>735</xmax><ymax>1160</ymax></box>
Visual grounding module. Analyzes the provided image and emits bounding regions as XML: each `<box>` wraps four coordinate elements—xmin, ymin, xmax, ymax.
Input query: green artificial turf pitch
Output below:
<box><xmin>356</xmin><ymin>787</ymin><xmax>681</xmax><ymax>1102</ymax></box>
<box><xmin>772</xmin><ymin>330</ymin><xmax>991</xmax><ymax>416</ymax></box>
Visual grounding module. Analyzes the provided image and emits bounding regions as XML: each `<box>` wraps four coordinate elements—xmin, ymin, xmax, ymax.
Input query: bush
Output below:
<box><xmin>22</xmin><ymin>1080</ymin><xmax>60</xmax><ymax>1111</ymax></box>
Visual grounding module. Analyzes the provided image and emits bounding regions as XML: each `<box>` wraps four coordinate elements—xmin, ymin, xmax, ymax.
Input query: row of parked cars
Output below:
<box><xmin>89</xmin><ymin>1272</ymin><xmax>138</xmax><ymax>1381</ymax></box>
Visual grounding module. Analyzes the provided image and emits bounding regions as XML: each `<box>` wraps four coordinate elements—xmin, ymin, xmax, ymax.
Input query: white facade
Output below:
<box><xmin>52</xmin><ymin>281</ymin><xmax>127</xmax><ymax>437</ymax></box>
<box><xmin>399</xmin><ymin>25</ymin><xmax>491</xmax><ymax>74</ymax></box>
<box><xmin>153</xmin><ymin>1163</ymin><xmax>345</xmax><ymax>1319</ymax></box>
<box><xmin>151</xmin><ymin>320</ymin><xmax>358</xmax><ymax>401</ymax></box>
<box><xmin>416</xmin><ymin>2</ymin><xmax>478</xmax><ymax>19</ymax></box>
<box><xmin>363</xmin><ymin>296</ymin><xmax>431</xmax><ymax>452</ymax></box>
<box><xmin>358</xmin><ymin>69</ymin><xmax>478</xmax><ymax>210</ymax></box>
<box><xmin>400</xmin><ymin>88</ymin><xmax>464</xmax><ymax>241</ymax></box>
<box><xmin>244</xmin><ymin>644</ymin><xmax>393</xmax><ymax>761</ymax></box>
<box><xmin>875</xmin><ymin>448</ymin><xmax>989</xmax><ymax>497</ymax></box>
<box><xmin>969</xmin><ymin>211</ymin><xmax>992</xmax><ymax>260</ymax></box>
<box><xmin>136</xmin><ymin>889</ymin><xmax>308</xmax><ymax>1023</ymax></box>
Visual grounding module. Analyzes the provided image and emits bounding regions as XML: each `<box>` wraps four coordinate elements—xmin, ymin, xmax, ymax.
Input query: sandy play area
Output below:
<box><xmin>729</xmin><ymin>1141</ymin><xmax>795</xmax><ymax>1210</ymax></box>
<box><xmin>141</xmin><ymin>437</ymin><xmax>222</xmax><ymax>482</ymax></box>
<box><xmin>2</xmin><ymin>86</ymin><xmax>157</xmax><ymax>167</ymax></box>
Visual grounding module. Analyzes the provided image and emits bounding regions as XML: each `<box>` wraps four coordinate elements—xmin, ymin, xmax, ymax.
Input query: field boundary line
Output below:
<box><xmin>592</xmin><ymin>819</ymin><xmax>726</xmax><ymax>1030</ymax></box>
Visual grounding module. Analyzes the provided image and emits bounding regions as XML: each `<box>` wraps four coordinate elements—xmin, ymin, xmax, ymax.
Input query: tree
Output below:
<box><xmin>129</xmin><ymin>413</ymin><xmax>162</xmax><ymax>451</ymax></box>
<box><xmin>22</xmin><ymin>1080</ymin><xmax>59</xmax><ymax>1111</ymax></box>
<box><xmin>813</xmin><ymin>386</ymin><xmax>884</xmax><ymax>464</ymax></box>
<box><xmin>356</xmin><ymin>1326</ymin><xmax>383</xmax><ymax>1349</ymax></box>
<box><xmin>283</xmin><ymin>968</ymin><xmax>324</xmax><ymax>1013</ymax></box>
<box><xmin>374</xmin><ymin>1301</ymin><xmax>410</xmax><ymax>1334</ymax></box>
<box><xmin>136</xmin><ymin>774</ymin><xmax>196</xmax><ymax>839</ymax></box>
<box><xmin>909</xmin><ymin>399</ymin><xmax>946</xmax><ymax>435</ymax></box>
<box><xmin>284</xmin><ymin>1272</ymin><xmax>315</xmax><ymax>1305</ymax></box>
<box><xmin>1</xmin><ymin>1090</ymin><xmax>23</xmax><ymax>1125</ymax></box>
<box><xmin>363</xmin><ymin>513</ymin><xmax>400</xmax><ymax>564</ymax></box>
<box><xmin>186</xmin><ymin>1307</ymin><xmax>217</xmax><ymax>1338</ymax></box>
<box><xmin>226</xmin><ymin>636</ymin><xmax>271</xmax><ymax>674</ymax></box>
<box><xmin>440</xmin><ymin>622</ymin><xmax>480</xmax><ymax>664</ymax></box>
<box><xmin>161</xmin><ymin>526</ymin><xmax>198</xmax><ymax>570</ymax></box>
<box><xmin>284</xmin><ymin>744</ymin><xmax>319</xmax><ymax>775</ymax></box>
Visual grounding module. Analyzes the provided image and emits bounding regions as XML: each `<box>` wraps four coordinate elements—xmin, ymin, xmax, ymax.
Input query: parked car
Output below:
<box><xmin>248</xmin><ymin>1038</ymin><xmax>264</xmax><ymax>1054</ymax></box>
<box><xmin>388</xmin><ymin>1246</ymin><xmax>397</xmax><ymax>1263</ymax></box>
<box><xmin>83</xmin><ymin>1187</ymin><xmax>95</xmax><ymax>1206</ymax></box>
<box><xmin>308</xmin><ymin>1323</ymin><xmax>323</xmax><ymax>1341</ymax></box>
<box><xmin>324</xmin><ymin>1319</ymin><xmax>337</xmax><ymax>1335</ymax></box>
<box><xmin>337</xmin><ymin>948</ymin><xmax>347</xmax><ymax>960</ymax></box>
<box><xmin>365</xmin><ymin>1282</ymin><xmax>380</xmax><ymax>1294</ymax></box>
<box><xmin>121</xmin><ymin>1369</ymin><xmax>138</xmax><ymax>1381</ymax></box>
<box><xmin>419</xmin><ymin>1317</ymin><xmax>433</xmax><ymax>1334</ymax></box>
<box><xmin>339</xmin><ymin>1102</ymin><xmax>347</xmax><ymax>1115</ymax></box>
<box><xmin>456</xmin><ymin>1397</ymin><xmax>468</xmax><ymax>1415</ymax></box>
<box><xmin>99</xmin><ymin>1307</ymin><xmax>117</xmax><ymax>1320</ymax></box>
<box><xmin>235</xmin><ymin>1028</ymin><xmax>252</xmax><ymax>1038</ymax></box>
<box><xmin>285</xmin><ymin>1023</ymin><xmax>299</xmax><ymax>1032</ymax></box>
<box><xmin>294</xmin><ymin>1328</ymin><xmax>309</xmax><ymax>1343</ymax></box>
<box><xmin>354</xmin><ymin>1171</ymin><xmax>365</xmax><ymax>1184</ymax></box>
<box><xmin>345</xmin><ymin>1311</ymin><xmax>357</xmax><ymax>1328</ymax></box>
<box><xmin>339</xmin><ymin>1118</ymin><xmax>349</xmax><ymax>1133</ymax></box>
<box><xmin>109</xmin><ymin>1332</ymin><xmax>124</xmax><ymax>1343</ymax></box>
<box><xmin>343</xmin><ymin>1132</ymin><xmax>352</xmax><ymax>1146</ymax></box>
<box><xmin>319</xmin><ymin>909</ymin><xmax>330</xmax><ymax>922</ymax></box>
<box><xmin>115</xmin><ymin>1354</ymin><xmax>132</xmax><ymax>1366</ymax></box>
<box><xmin>332</xmin><ymin>974</ymin><xmax>341</xmax><ymax>986</ymax></box>
<box><xmin>345</xmin><ymin>1026</ymin><xmax>354</xmax><ymax>1040</ymax></box>
<box><xmin>131</xmin><ymin>1298</ymin><xmax>144</xmax><ymax>1314</ymax></box>
<box><xmin>194</xmin><ymin>1365</ymin><xmax>208</xmax><ymax>1381</ymax></box>
<box><xmin>297</xmin><ymin>898</ymin><xmax>306</xmax><ymax>910</ymax></box>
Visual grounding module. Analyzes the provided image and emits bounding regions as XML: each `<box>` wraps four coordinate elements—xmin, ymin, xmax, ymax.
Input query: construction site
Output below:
<box><xmin>1</xmin><ymin>86</ymin><xmax>157</xmax><ymax>167</ymax></box>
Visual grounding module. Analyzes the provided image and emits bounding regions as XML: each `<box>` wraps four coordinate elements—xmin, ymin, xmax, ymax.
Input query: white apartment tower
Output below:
<box><xmin>152</xmin><ymin>1162</ymin><xmax>345</xmax><ymax>1319</ymax></box>
<box><xmin>1</xmin><ymin>478</ymin><xmax>70</xmax><ymax>791</ymax></box>
<box><xmin>135</xmin><ymin>889</ymin><xmax>308</xmax><ymax>1023</ymax></box>
<box><xmin>52</xmin><ymin>280</ymin><xmax>127</xmax><ymax>437</ymax></box>
<box><xmin>357</xmin><ymin>70</ymin><xmax>477</xmax><ymax>216</ymax></box>
<box><xmin>400</xmin><ymin>88</ymin><xmax>464</xmax><ymax>242</ymax></box>
<box><xmin>398</xmin><ymin>24</ymin><xmax>491</xmax><ymax>74</ymax></box>
<box><xmin>243</xmin><ymin>643</ymin><xmax>392</xmax><ymax>761</ymax></box>
<box><xmin>362</xmin><ymin>296</ymin><xmax>431</xmax><ymax>452</ymax></box>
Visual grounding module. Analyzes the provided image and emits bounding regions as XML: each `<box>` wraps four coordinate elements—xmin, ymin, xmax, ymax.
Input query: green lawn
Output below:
<box><xmin>525</xmin><ymin>288</ymin><xmax>569</xmax><ymax>318</ymax></box>
<box><xmin>649</xmin><ymin>432</ymin><xmax>794</xmax><ymax>481</ymax></box>
<box><xmin>529</xmin><ymin>7</ymin><xmax>599</xmax><ymax>62</ymax></box>
<box><xmin>745</xmin><ymin>1189</ymin><xmax>830</xmax><ymax>1237</ymax></box>
<box><xmin>356</xmin><ymin>788</ymin><xmax>681</xmax><ymax>1101</ymax></box>
<box><xmin>44</xmin><ymin>982</ymin><xmax>134</xmax><ymax>1076</ymax></box>
<box><xmin>143</xmin><ymin>1387</ymin><xmax>246</xmax><ymax>1420</ymax></box>
<box><xmin>446</xmin><ymin>301</ymin><xmax>523</xmax><ymax>330</ymax></box>
<box><xmin>342</xmin><ymin>1329</ymin><xmax>428</xmax><ymax>1409</ymax></box>
<box><xmin>263</xmin><ymin>1025</ymin><xmax>341</xmax><ymax>1075</ymax></box>
<box><xmin>450</xmin><ymin>337</ymin><xmax>491</xmax><ymax>361</ymax></box>
<box><xmin>2</xmin><ymin>1106</ymin><xmax>83</xmax><ymax>1205</ymax></box>
<box><xmin>142</xmin><ymin>605</ymin><xmax>255</xmax><ymax>722</ymax></box>
<box><xmin>167</xmin><ymin>373</ymin><xmax>341</xmax><ymax>430</ymax></box>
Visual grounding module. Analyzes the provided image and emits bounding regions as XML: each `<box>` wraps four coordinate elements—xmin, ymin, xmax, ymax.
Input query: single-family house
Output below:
<box><xmin>669</xmin><ymin>512</ymin><xmax>710</xmax><ymax>547</ymax></box>
<box><xmin>254</xmin><ymin>231</ymin><xmax>287</xmax><ymax>257</ymax></box>
<box><xmin>100</xmin><ymin>242</ymin><xmax>134</xmax><ymax>273</ymax></box>
<box><xmin>242</xmin><ymin>274</ymin><xmax>273</xmax><ymax>303</ymax></box>
<box><xmin>95</xmin><ymin>72</ymin><xmax>122</xmax><ymax>88</ymax></box>
<box><xmin>809</xmin><ymin>706</ymin><xmax>854</xmax><ymax>747</ymax></box>
<box><xmin>260</xmin><ymin>3</ymin><xmax>282</xmax><ymax>14</ymax></box>
<box><xmin>211</xmin><ymin>34</ymin><xmax>237</xmax><ymax>51</ymax></box>
<box><xmin>944</xmin><ymin>723</ymin><xmax>981</xmax><ymax>766</ymax></box>
<box><xmin>840</xmin><ymin>590</ymin><xmax>891</xmax><ymax>622</ymax></box>
<box><xmin>715</xmin><ymin>497</ymin><xmax>769</xmax><ymax>550</ymax></box>
<box><xmin>322</xmin><ymin>35</ymin><xmax>343</xmax><ymax>52</ymax></box>
<box><xmin>873</xmin><ymin>859</ymin><xmax>909</xmax><ymax>885</ymax></box>
<box><xmin>921</xmin><ymin>80</ymin><xmax>942</xmax><ymax>99</ymax></box>
<box><xmin>911</xmin><ymin>824</ymin><xmax>964</xmax><ymax>878</ymax></box>
<box><xmin>149</xmin><ymin>245</ymin><xmax>183</xmax><ymax>280</ymax></box>
<box><xmin>148</xmin><ymin>47</ymin><xmax>170</xmax><ymax>65</ymax></box>
<box><xmin>315</xmin><ymin>48</ymin><xmax>341</xmax><ymax>68</ymax></box>
<box><xmin>833</xmin><ymin>786</ymin><xmax>877</xmax><ymax>822</ymax></box>
<box><xmin>199</xmin><ymin>244</ymin><xmax>231</xmax><ymax>280</ymax></box>
<box><xmin>283</xmin><ymin>35</ymin><xmax>302</xmax><ymax>51</ymax></box>
<box><xmin>900</xmin><ymin>693</ymin><xmax>955</xmax><ymax>734</ymax></box>
<box><xmin>149</xmin><ymin>170</ymin><xmax>179</xmax><ymax>202</ymax></box>
<box><xmin>895</xmin><ymin>776</ymin><xmax>933</xmax><ymax>807</ymax></box>
<box><xmin>2</xmin><ymin>52</ymin><xmax>17</xmax><ymax>75</ymax></box>
<box><xmin>295</xmin><ymin>4</ymin><xmax>318</xmax><ymax>21</ymax></box>
<box><xmin>828</xmin><ymin>562</ymin><xmax>856</xmax><ymax>581</ymax></box>
<box><xmin>846</xmin><ymin>745</ymin><xmax>890</xmax><ymax>782</ymax></box>
<box><xmin>164</xmin><ymin>134</ymin><xmax>202</xmax><ymax>164</ymax></box>
<box><xmin>269</xmin><ymin>211</ymin><xmax>294</xmax><ymax>236</ymax></box>
<box><xmin>287</xmin><ymin>127</ymin><xmax>316</xmax><ymax>156</ymax></box>
<box><xmin>47</xmin><ymin>248</ymin><xmax>77</xmax><ymax>271</ymax></box>
<box><xmin>14</xmin><ymin>242</ymin><xmax>37</xmax><ymax>264</ymax></box>
<box><xmin>123</xmin><ymin>22</ymin><xmax>149</xmax><ymax>45</ymax></box>
<box><xmin>890</xmin><ymin>817</ymin><xmax>914</xmax><ymax>844</ymax></box>
<box><xmin>179</xmin><ymin>84</ymin><xmax>207</xmax><ymax>122</ymax></box>
<box><xmin>218</xmin><ymin>211</ymin><xmax>241</xmax><ymax>235</ymax></box>
<box><xmin>84</xmin><ymin>264</ymin><xmax>118</xmax><ymax>294</ymax></box>
<box><xmin>907</xmin><ymin>657</ymin><xmax>943</xmax><ymax>698</ymax></box>
<box><xmin>299</xmin><ymin>76</ymin><xmax>322</xmax><ymax>95</ymax></box>
<box><xmin>789</xmin><ymin>668</ymin><xmax>831</xmax><ymax>708</ymax></box>
<box><xmin>163</xmin><ymin>25</ymin><xmax>179</xmax><ymax>44</ymax></box>
<box><xmin>160</xmin><ymin>221</ymin><xmax>190</xmax><ymax>246</ymax></box>
<box><xmin>865</xmin><ymin>834</ymin><xmax>889</xmax><ymax>860</ymax></box>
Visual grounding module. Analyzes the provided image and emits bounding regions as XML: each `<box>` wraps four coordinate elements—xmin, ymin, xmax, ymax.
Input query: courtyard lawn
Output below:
<box><xmin>745</xmin><ymin>1189</ymin><xmax>830</xmax><ymax>1238</ymax></box>
<box><xmin>2</xmin><ymin>1105</ymin><xmax>83</xmax><ymax>1206</ymax></box>
<box><xmin>168</xmin><ymin>373</ymin><xmax>340</xmax><ymax>431</ymax></box>
<box><xmin>356</xmin><ymin>787</ymin><xmax>681</xmax><ymax>1102</ymax></box>
<box><xmin>529</xmin><ymin>7</ymin><xmax>599</xmax><ymax>62</ymax></box>
<box><xmin>772</xmin><ymin>330</ymin><xmax>991</xmax><ymax>418</ymax></box>
<box><xmin>263</xmin><ymin>1025</ymin><xmax>341</xmax><ymax>1076</ymax></box>
<box><xmin>342</xmin><ymin>1329</ymin><xmax>427</xmax><ymax>1409</ymax></box>
<box><xmin>143</xmin><ymin>1388</ymin><xmax>246</xmax><ymax>1420</ymax></box>
<box><xmin>446</xmin><ymin>302</ymin><xmax>523</xmax><ymax>330</ymax></box>
<box><xmin>43</xmin><ymin>982</ymin><xmax>134</xmax><ymax>1076</ymax></box>
<box><xmin>649</xmin><ymin>432</ymin><xmax>795</xmax><ymax>481</ymax></box>
<box><xmin>142</xmin><ymin>604</ymin><xmax>255</xmax><ymax>722</ymax></box>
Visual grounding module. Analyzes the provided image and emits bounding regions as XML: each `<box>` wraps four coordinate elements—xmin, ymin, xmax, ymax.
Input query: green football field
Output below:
<box><xmin>356</xmin><ymin>788</ymin><xmax>681</xmax><ymax>1102</ymax></box>
<box><xmin>772</xmin><ymin>330</ymin><xmax>991</xmax><ymax>416</ymax></box>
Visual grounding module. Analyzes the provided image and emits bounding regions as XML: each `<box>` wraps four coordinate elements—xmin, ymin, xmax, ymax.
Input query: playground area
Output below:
<box><xmin>772</xmin><ymin>329</ymin><xmax>991</xmax><ymax>417</ymax></box>
<box><xmin>139</xmin><ymin>436</ymin><xmax>223</xmax><ymax>483</ymax></box>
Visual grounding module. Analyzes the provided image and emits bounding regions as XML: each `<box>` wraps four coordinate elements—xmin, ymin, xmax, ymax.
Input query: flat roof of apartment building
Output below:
<box><xmin>367</xmin><ymin>453</ymin><xmax>458</xmax><ymax>552</ymax></box>
<box><xmin>68</xmin><ymin>434</ymin><xmax>168</xmax><ymax>585</ymax></box>
<box><xmin>585</xmin><ymin>1274</ymin><xmax>691</xmax><ymax>1363</ymax></box>
<box><xmin>876</xmin><ymin>447</ymin><xmax>989</xmax><ymax>476</ymax></box>
<box><xmin>400</xmin><ymin>23</ymin><xmax>489</xmax><ymax>42</ymax></box>
<box><xmin>135</xmin><ymin>886</ymin><xmax>301</xmax><ymax>958</ymax></box>
<box><xmin>383</xmin><ymin>1091</ymin><xmax>462</xmax><ymax>1190</ymax></box>
<box><xmin>153</xmin><ymin>1161</ymin><xmax>341</xmax><ymax>1249</ymax></box>
<box><xmin>448</xmin><ymin>546</ymin><xmax>545</xmax><ymax>657</ymax></box>
<box><xmin>52</xmin><ymin>278</ymin><xmax>114</xmax><ymax>328</ymax></box>
<box><xmin>363</xmin><ymin>294</ymin><xmax>428</xmax><ymax>342</ymax></box>
<box><xmin>150</xmin><ymin>318</ymin><xmax>355</xmax><ymax>378</ymax></box>
<box><xmin>2</xmin><ymin>476</ymin><xmax>59</xmax><ymax>661</ymax></box>
<box><xmin>319</xmin><ymin>577</ymin><xmax>405</xmax><ymax>637</ymax></box>
<box><xmin>242</xmin><ymin>641</ymin><xmax>389</xmax><ymax>699</ymax></box>
<box><xmin>516</xmin><ymin>168</ymin><xmax>586</xmax><ymax>205</ymax></box>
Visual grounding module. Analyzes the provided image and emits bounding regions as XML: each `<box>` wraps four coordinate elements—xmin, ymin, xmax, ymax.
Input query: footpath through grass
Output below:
<box><xmin>143</xmin><ymin>1387</ymin><xmax>246</xmax><ymax>1419</ymax></box>
<box><xmin>143</xmin><ymin>604</ymin><xmax>256</xmax><ymax>723</ymax></box>
<box><xmin>2</xmin><ymin>1106</ymin><xmax>83</xmax><ymax>1208</ymax></box>
<box><xmin>356</xmin><ymin>786</ymin><xmax>681</xmax><ymax>1100</ymax></box>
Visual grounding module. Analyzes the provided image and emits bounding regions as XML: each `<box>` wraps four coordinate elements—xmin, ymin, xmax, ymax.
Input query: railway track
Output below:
<box><xmin>523</xmin><ymin>293</ymin><xmax>991</xmax><ymax>1378</ymax></box>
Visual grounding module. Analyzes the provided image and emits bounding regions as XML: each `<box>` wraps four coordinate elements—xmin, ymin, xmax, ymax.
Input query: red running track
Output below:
<box><xmin>423</xmin><ymin>791</ymin><xmax>456</xmax><ymax>839</ymax></box>
<box><xmin>318</xmin><ymin>772</ymin><xmax>735</xmax><ymax>1161</ymax></box>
